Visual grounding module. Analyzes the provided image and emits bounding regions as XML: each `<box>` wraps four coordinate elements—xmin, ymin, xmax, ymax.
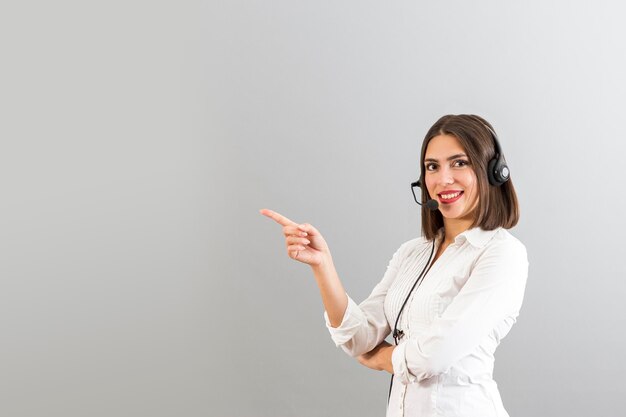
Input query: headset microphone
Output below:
<box><xmin>410</xmin><ymin>180</ymin><xmax>439</xmax><ymax>211</ymax></box>
<box><xmin>422</xmin><ymin>198</ymin><xmax>439</xmax><ymax>211</ymax></box>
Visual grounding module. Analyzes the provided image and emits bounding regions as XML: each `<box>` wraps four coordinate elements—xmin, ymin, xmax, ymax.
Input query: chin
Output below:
<box><xmin>441</xmin><ymin>208</ymin><xmax>471</xmax><ymax>219</ymax></box>
<box><xmin>441</xmin><ymin>211</ymin><xmax>459</xmax><ymax>218</ymax></box>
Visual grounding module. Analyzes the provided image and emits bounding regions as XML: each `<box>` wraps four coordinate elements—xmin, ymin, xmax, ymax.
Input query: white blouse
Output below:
<box><xmin>323</xmin><ymin>226</ymin><xmax>529</xmax><ymax>417</ymax></box>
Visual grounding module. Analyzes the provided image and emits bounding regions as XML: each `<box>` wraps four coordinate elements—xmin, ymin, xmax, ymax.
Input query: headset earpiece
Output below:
<box><xmin>484</xmin><ymin>124</ymin><xmax>510</xmax><ymax>187</ymax></box>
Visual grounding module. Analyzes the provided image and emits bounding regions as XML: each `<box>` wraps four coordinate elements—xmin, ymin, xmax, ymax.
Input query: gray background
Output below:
<box><xmin>1</xmin><ymin>1</ymin><xmax>625</xmax><ymax>416</ymax></box>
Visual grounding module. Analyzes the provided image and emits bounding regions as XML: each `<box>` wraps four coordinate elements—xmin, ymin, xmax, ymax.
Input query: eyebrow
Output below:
<box><xmin>424</xmin><ymin>153</ymin><xmax>468</xmax><ymax>163</ymax></box>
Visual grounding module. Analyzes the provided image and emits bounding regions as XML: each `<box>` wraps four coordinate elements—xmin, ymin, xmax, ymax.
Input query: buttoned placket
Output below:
<box><xmin>399</xmin><ymin>382</ymin><xmax>407</xmax><ymax>414</ymax></box>
<box><xmin>398</xmin><ymin>311</ymin><xmax>409</xmax><ymax>415</ymax></box>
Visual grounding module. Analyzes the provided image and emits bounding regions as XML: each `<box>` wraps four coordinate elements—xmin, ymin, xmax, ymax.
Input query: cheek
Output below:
<box><xmin>463</xmin><ymin>172</ymin><xmax>477</xmax><ymax>190</ymax></box>
<box><xmin>464</xmin><ymin>179</ymin><xmax>479</xmax><ymax>204</ymax></box>
<box><xmin>460</xmin><ymin>174</ymin><xmax>478</xmax><ymax>198</ymax></box>
<box><xmin>465</xmin><ymin>189</ymin><xmax>478</xmax><ymax>205</ymax></box>
<box><xmin>425</xmin><ymin>178</ymin><xmax>436</xmax><ymax>195</ymax></box>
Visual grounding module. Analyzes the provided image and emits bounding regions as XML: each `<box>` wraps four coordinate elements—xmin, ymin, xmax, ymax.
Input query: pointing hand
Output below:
<box><xmin>259</xmin><ymin>209</ymin><xmax>331</xmax><ymax>267</ymax></box>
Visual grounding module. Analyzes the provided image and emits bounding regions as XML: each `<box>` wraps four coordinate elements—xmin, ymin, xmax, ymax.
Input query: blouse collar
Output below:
<box><xmin>437</xmin><ymin>226</ymin><xmax>501</xmax><ymax>249</ymax></box>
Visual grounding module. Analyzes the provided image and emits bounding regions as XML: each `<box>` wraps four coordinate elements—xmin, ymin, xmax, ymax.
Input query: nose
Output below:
<box><xmin>435</xmin><ymin>166</ymin><xmax>455</xmax><ymax>186</ymax></box>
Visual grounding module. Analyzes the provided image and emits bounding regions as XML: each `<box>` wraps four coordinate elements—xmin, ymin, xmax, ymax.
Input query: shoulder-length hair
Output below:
<box><xmin>419</xmin><ymin>114</ymin><xmax>520</xmax><ymax>241</ymax></box>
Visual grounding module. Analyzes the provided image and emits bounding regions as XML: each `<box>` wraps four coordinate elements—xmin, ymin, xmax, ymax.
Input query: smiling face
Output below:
<box><xmin>424</xmin><ymin>134</ymin><xmax>479</xmax><ymax>222</ymax></box>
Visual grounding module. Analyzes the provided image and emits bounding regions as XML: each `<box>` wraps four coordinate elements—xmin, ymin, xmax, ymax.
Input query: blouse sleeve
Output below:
<box><xmin>391</xmin><ymin>239</ymin><xmax>529</xmax><ymax>384</ymax></box>
<box><xmin>323</xmin><ymin>240</ymin><xmax>414</xmax><ymax>358</ymax></box>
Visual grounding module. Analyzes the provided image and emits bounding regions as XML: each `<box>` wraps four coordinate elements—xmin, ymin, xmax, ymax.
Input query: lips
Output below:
<box><xmin>438</xmin><ymin>190</ymin><xmax>464</xmax><ymax>204</ymax></box>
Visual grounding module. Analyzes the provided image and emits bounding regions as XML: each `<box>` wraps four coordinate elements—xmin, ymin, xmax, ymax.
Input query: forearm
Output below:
<box><xmin>357</xmin><ymin>341</ymin><xmax>395</xmax><ymax>374</ymax></box>
<box><xmin>311</xmin><ymin>255</ymin><xmax>348</xmax><ymax>328</ymax></box>
<box><xmin>382</xmin><ymin>344</ymin><xmax>395</xmax><ymax>374</ymax></box>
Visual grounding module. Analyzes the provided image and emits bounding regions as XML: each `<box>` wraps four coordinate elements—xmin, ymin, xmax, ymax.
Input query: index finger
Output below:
<box><xmin>259</xmin><ymin>208</ymin><xmax>297</xmax><ymax>227</ymax></box>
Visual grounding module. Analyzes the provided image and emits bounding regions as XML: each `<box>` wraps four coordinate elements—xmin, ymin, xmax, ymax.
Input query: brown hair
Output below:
<box><xmin>419</xmin><ymin>114</ymin><xmax>520</xmax><ymax>241</ymax></box>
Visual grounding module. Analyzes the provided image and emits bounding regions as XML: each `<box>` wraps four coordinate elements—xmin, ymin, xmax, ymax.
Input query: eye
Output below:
<box><xmin>425</xmin><ymin>160</ymin><xmax>469</xmax><ymax>171</ymax></box>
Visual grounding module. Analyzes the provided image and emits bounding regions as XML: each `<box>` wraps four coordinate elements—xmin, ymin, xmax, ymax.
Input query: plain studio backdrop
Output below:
<box><xmin>1</xmin><ymin>1</ymin><xmax>625</xmax><ymax>416</ymax></box>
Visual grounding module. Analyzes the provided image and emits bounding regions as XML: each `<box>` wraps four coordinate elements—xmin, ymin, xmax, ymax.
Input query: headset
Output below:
<box><xmin>483</xmin><ymin>123</ymin><xmax>510</xmax><ymax>187</ymax></box>
<box><xmin>389</xmin><ymin>120</ymin><xmax>510</xmax><ymax>405</ymax></box>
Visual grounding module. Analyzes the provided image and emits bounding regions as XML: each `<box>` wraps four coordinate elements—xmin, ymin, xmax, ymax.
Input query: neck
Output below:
<box><xmin>442</xmin><ymin>217</ymin><xmax>474</xmax><ymax>245</ymax></box>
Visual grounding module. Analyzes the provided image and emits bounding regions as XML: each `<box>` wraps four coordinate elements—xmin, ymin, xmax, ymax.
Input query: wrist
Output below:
<box><xmin>311</xmin><ymin>253</ymin><xmax>333</xmax><ymax>272</ymax></box>
<box><xmin>385</xmin><ymin>345</ymin><xmax>396</xmax><ymax>374</ymax></box>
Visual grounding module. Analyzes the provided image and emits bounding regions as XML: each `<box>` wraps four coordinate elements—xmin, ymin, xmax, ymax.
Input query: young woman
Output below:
<box><xmin>260</xmin><ymin>114</ymin><xmax>529</xmax><ymax>417</ymax></box>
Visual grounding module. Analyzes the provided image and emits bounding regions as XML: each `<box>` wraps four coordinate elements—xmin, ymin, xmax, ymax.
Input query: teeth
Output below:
<box><xmin>441</xmin><ymin>191</ymin><xmax>461</xmax><ymax>199</ymax></box>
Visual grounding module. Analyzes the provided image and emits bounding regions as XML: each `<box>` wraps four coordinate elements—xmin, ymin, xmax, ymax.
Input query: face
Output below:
<box><xmin>423</xmin><ymin>134</ymin><xmax>479</xmax><ymax>221</ymax></box>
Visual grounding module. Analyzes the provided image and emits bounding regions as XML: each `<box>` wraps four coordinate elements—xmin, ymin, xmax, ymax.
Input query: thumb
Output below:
<box><xmin>297</xmin><ymin>222</ymin><xmax>320</xmax><ymax>236</ymax></box>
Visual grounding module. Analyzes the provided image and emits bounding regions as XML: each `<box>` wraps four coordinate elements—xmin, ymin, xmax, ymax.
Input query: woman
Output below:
<box><xmin>260</xmin><ymin>114</ymin><xmax>529</xmax><ymax>417</ymax></box>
